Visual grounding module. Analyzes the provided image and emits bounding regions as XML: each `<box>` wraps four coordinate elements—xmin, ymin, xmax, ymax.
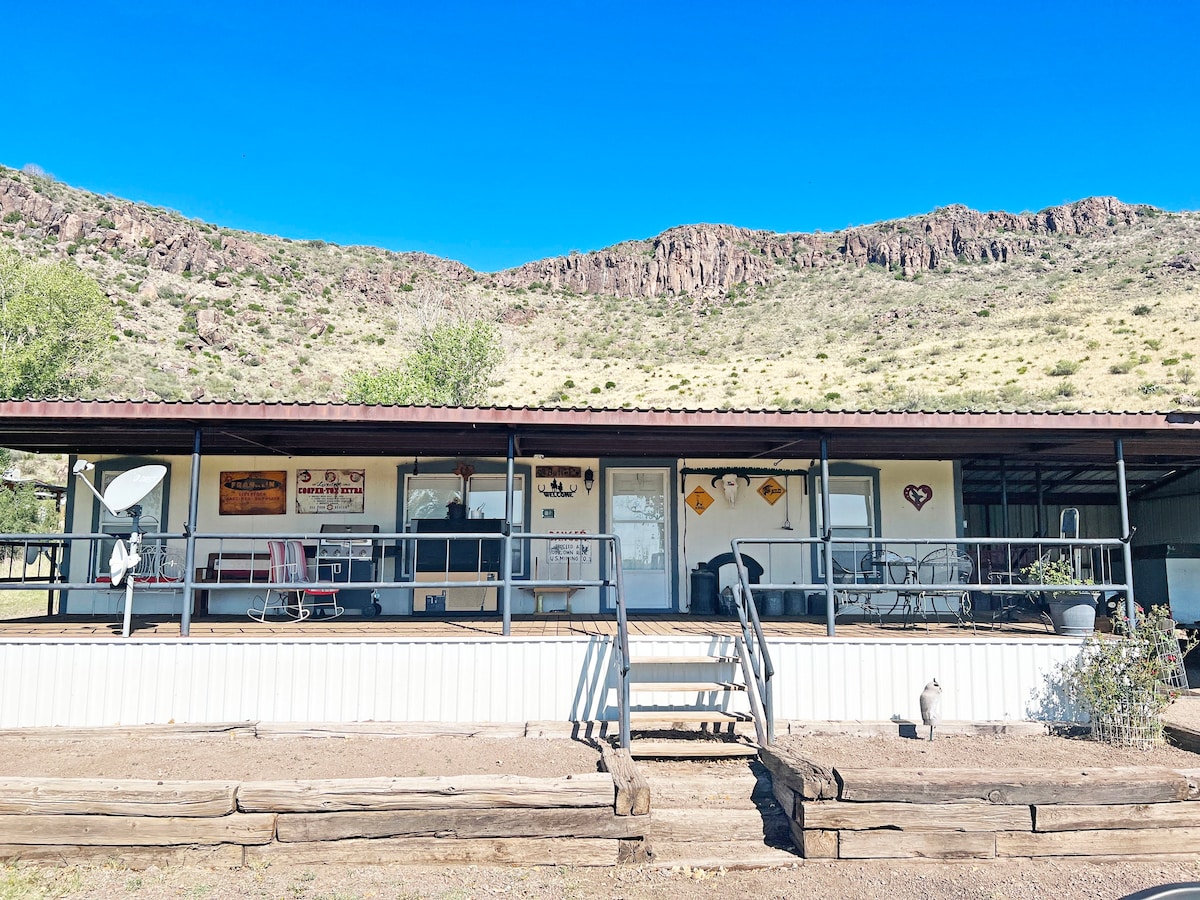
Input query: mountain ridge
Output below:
<box><xmin>0</xmin><ymin>163</ymin><xmax>1197</xmax><ymax>413</ymax></box>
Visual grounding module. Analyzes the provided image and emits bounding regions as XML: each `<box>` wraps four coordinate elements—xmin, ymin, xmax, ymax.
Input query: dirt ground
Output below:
<box><xmin>3</xmin><ymin>713</ymin><xmax>1200</xmax><ymax>899</ymax></box>
<box><xmin>0</xmin><ymin>734</ymin><xmax>600</xmax><ymax>780</ymax></box>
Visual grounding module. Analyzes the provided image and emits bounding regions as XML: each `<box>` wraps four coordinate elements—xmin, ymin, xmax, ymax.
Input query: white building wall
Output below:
<box><xmin>0</xmin><ymin>636</ymin><xmax>1081</xmax><ymax>728</ymax></box>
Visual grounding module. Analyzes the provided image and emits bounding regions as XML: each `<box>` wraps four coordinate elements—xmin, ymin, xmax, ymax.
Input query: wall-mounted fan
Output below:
<box><xmin>73</xmin><ymin>461</ymin><xmax>167</xmax><ymax>637</ymax></box>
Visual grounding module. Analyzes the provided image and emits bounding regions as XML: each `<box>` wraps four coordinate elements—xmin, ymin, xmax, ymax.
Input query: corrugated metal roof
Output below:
<box><xmin>0</xmin><ymin>400</ymin><xmax>1195</xmax><ymax>467</ymax></box>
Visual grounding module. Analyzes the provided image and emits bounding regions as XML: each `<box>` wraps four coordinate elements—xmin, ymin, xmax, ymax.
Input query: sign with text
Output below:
<box><xmin>548</xmin><ymin>531</ymin><xmax>593</xmax><ymax>564</ymax></box>
<box><xmin>685</xmin><ymin>485</ymin><xmax>715</xmax><ymax>515</ymax></box>
<box><xmin>757</xmin><ymin>476</ymin><xmax>785</xmax><ymax>506</ymax></box>
<box><xmin>296</xmin><ymin>469</ymin><xmax>366</xmax><ymax>514</ymax></box>
<box><xmin>219</xmin><ymin>471</ymin><xmax>287</xmax><ymax>516</ymax></box>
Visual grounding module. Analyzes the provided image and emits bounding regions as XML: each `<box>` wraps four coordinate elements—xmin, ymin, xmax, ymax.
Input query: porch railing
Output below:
<box><xmin>732</xmin><ymin>535</ymin><xmax>1132</xmax><ymax>637</ymax></box>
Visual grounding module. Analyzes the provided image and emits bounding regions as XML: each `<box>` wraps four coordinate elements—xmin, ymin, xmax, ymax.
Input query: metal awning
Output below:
<box><xmin>0</xmin><ymin>402</ymin><xmax>1197</xmax><ymax>502</ymax></box>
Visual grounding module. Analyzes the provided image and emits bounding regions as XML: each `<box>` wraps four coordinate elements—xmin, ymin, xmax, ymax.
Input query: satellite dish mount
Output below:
<box><xmin>73</xmin><ymin>461</ymin><xmax>167</xmax><ymax>637</ymax></box>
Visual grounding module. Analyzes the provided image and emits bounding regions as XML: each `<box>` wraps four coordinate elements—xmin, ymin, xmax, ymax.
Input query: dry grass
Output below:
<box><xmin>4</xmin><ymin>169</ymin><xmax>1199</xmax><ymax>410</ymax></box>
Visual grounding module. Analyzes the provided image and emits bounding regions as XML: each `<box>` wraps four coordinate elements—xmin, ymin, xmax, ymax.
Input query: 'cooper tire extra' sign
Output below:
<box><xmin>296</xmin><ymin>469</ymin><xmax>366</xmax><ymax>514</ymax></box>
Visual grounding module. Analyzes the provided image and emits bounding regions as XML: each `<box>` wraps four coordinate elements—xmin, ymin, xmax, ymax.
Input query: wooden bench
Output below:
<box><xmin>198</xmin><ymin>552</ymin><xmax>272</xmax><ymax>584</ymax></box>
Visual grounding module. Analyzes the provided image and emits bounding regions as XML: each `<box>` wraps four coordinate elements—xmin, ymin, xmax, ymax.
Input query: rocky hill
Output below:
<box><xmin>0</xmin><ymin>163</ymin><xmax>1197</xmax><ymax>411</ymax></box>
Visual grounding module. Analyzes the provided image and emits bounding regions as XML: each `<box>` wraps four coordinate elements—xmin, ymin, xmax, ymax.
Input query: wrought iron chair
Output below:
<box><xmin>832</xmin><ymin>554</ymin><xmax>885</xmax><ymax>623</ymax></box>
<box><xmin>248</xmin><ymin>540</ymin><xmax>343</xmax><ymax>622</ymax></box>
<box><xmin>909</xmin><ymin>548</ymin><xmax>975</xmax><ymax>631</ymax></box>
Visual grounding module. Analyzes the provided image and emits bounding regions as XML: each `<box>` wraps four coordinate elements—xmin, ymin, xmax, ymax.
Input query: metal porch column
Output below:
<box><xmin>180</xmin><ymin>428</ymin><xmax>201</xmax><ymax>637</ymax></box>
<box><xmin>1115</xmin><ymin>438</ymin><xmax>1137</xmax><ymax>625</ymax></box>
<box><xmin>820</xmin><ymin>436</ymin><xmax>834</xmax><ymax>636</ymax></box>
<box><xmin>502</xmin><ymin>430</ymin><xmax>515</xmax><ymax>636</ymax></box>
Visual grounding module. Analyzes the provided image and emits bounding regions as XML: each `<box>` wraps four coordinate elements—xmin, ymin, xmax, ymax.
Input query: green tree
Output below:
<box><xmin>345</xmin><ymin>319</ymin><xmax>502</xmax><ymax>406</ymax></box>
<box><xmin>0</xmin><ymin>448</ymin><xmax>53</xmax><ymax>543</ymax></box>
<box><xmin>0</xmin><ymin>249</ymin><xmax>111</xmax><ymax>398</ymax></box>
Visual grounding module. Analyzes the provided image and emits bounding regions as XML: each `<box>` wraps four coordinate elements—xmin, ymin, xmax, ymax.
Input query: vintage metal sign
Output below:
<box><xmin>296</xmin><ymin>469</ymin><xmax>366</xmax><ymax>514</ymax></box>
<box><xmin>219</xmin><ymin>471</ymin><xmax>287</xmax><ymax>516</ymax></box>
<box><xmin>757</xmin><ymin>476</ymin><xmax>785</xmax><ymax>506</ymax></box>
<box><xmin>685</xmin><ymin>485</ymin><xmax>715</xmax><ymax>515</ymax></box>
<box><xmin>548</xmin><ymin>531</ymin><xmax>593</xmax><ymax>563</ymax></box>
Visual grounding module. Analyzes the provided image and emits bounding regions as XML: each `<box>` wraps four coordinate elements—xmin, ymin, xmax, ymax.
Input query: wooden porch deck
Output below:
<box><xmin>0</xmin><ymin>613</ymin><xmax>1065</xmax><ymax>640</ymax></box>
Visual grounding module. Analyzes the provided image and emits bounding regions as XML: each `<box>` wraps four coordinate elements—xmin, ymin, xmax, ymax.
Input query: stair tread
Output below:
<box><xmin>627</xmin><ymin>710</ymin><xmax>753</xmax><ymax>722</ymax></box>
<box><xmin>630</xmin><ymin>740</ymin><xmax>759</xmax><ymax>759</ymax></box>
<box><xmin>630</xmin><ymin>656</ymin><xmax>740</xmax><ymax>664</ymax></box>
<box><xmin>630</xmin><ymin>681</ymin><xmax>745</xmax><ymax>692</ymax></box>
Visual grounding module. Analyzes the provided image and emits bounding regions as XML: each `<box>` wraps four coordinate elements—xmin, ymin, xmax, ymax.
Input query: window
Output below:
<box><xmin>404</xmin><ymin>475</ymin><xmax>462</xmax><ymax>527</ymax></box>
<box><xmin>402</xmin><ymin>471</ymin><xmax>526</xmax><ymax>574</ymax></box>
<box><xmin>466</xmin><ymin>474</ymin><xmax>525</xmax><ymax>526</ymax></box>
<box><xmin>810</xmin><ymin>468</ymin><xmax>880</xmax><ymax>576</ymax></box>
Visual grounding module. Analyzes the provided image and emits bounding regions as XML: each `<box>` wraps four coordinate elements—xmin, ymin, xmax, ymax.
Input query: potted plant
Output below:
<box><xmin>1061</xmin><ymin>605</ymin><xmax>1197</xmax><ymax>748</ymax></box>
<box><xmin>1022</xmin><ymin>556</ymin><xmax>1096</xmax><ymax>636</ymax></box>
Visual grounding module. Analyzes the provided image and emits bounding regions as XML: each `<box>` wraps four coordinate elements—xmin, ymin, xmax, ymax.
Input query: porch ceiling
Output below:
<box><xmin>1</xmin><ymin>403</ymin><xmax>1198</xmax><ymax>485</ymax></box>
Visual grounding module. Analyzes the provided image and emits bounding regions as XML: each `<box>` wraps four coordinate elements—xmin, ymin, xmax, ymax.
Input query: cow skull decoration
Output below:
<box><xmin>711</xmin><ymin>473</ymin><xmax>752</xmax><ymax>506</ymax></box>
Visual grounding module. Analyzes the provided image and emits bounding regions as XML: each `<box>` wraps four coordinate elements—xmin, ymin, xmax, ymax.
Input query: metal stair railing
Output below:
<box><xmin>732</xmin><ymin>550</ymin><xmax>775</xmax><ymax>746</ymax></box>
<box><xmin>607</xmin><ymin>535</ymin><xmax>631</xmax><ymax>750</ymax></box>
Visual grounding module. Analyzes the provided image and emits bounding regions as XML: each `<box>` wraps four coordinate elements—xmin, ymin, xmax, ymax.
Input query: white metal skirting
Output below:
<box><xmin>0</xmin><ymin>636</ymin><xmax>1083</xmax><ymax>728</ymax></box>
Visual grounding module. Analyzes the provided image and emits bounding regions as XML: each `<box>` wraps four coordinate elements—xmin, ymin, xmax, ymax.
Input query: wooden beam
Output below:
<box><xmin>0</xmin><ymin>813</ymin><xmax>275</xmax><ymax>846</ymax></box>
<box><xmin>650</xmin><ymin>808</ymin><xmax>780</xmax><ymax>843</ymax></box>
<box><xmin>839</xmin><ymin>830</ymin><xmax>997</xmax><ymax>860</ymax></box>
<box><xmin>0</xmin><ymin>843</ymin><xmax>244</xmax><ymax>868</ymax></box>
<box><xmin>999</xmin><ymin>827</ymin><xmax>1200</xmax><ymax>857</ymax></box>
<box><xmin>246</xmin><ymin>836</ymin><xmax>620</xmax><ymax>866</ymax></box>
<box><xmin>799</xmin><ymin>799</ymin><xmax>1031</xmax><ymax>832</ymax></box>
<box><xmin>1035</xmin><ymin>803</ymin><xmax>1200</xmax><ymax>832</ymax></box>
<box><xmin>276</xmin><ymin>807</ymin><xmax>646</xmax><ymax>842</ymax></box>
<box><xmin>788</xmin><ymin>822</ymin><xmax>837</xmax><ymax>859</ymax></box>
<box><xmin>237</xmin><ymin>774</ymin><xmax>615</xmax><ymax>812</ymax></box>
<box><xmin>834</xmin><ymin>766</ymin><xmax>1190</xmax><ymax>804</ymax></box>
<box><xmin>760</xmin><ymin>744</ymin><xmax>838</xmax><ymax>800</ymax></box>
<box><xmin>0</xmin><ymin>778</ymin><xmax>236</xmax><ymax>817</ymax></box>
<box><xmin>599</xmin><ymin>745</ymin><xmax>650</xmax><ymax>816</ymax></box>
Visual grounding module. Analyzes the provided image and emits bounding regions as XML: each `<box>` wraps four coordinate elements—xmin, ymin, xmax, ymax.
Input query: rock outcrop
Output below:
<box><xmin>497</xmin><ymin>196</ymin><xmax>1147</xmax><ymax>299</ymax></box>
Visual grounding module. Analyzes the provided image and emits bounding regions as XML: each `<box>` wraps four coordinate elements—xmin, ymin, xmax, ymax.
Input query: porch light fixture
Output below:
<box><xmin>412</xmin><ymin>457</ymin><xmax>420</xmax><ymax>476</ymax></box>
<box><xmin>584</xmin><ymin>468</ymin><xmax>595</xmax><ymax>494</ymax></box>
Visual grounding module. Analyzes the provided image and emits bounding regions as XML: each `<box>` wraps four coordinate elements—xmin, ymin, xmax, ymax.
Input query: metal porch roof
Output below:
<box><xmin>2</xmin><ymin>401</ymin><xmax>1197</xmax><ymax>503</ymax></box>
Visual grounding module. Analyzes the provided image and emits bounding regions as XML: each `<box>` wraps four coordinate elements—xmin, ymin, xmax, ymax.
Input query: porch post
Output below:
<box><xmin>1000</xmin><ymin>458</ymin><xmax>1010</xmax><ymax>535</ymax></box>
<box><xmin>1115</xmin><ymin>438</ymin><xmax>1137</xmax><ymax>626</ymax></box>
<box><xmin>180</xmin><ymin>428</ymin><xmax>202</xmax><ymax>637</ymax></box>
<box><xmin>502</xmin><ymin>430</ymin><xmax>515</xmax><ymax>636</ymax></box>
<box><xmin>820</xmin><ymin>436</ymin><xmax>835</xmax><ymax>637</ymax></box>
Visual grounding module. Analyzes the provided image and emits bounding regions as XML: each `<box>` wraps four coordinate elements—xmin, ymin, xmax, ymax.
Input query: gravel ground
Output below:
<box><xmin>7</xmin><ymin>857</ymin><xmax>1200</xmax><ymax>899</ymax></box>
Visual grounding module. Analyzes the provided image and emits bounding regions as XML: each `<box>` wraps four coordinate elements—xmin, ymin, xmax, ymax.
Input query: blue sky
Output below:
<box><xmin>5</xmin><ymin>1</ymin><xmax>1198</xmax><ymax>272</ymax></box>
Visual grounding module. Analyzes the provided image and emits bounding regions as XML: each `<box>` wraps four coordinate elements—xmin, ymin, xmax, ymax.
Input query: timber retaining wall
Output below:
<box><xmin>762</xmin><ymin>745</ymin><xmax>1200</xmax><ymax>860</ymax></box>
<box><xmin>0</xmin><ymin>758</ymin><xmax>651</xmax><ymax>868</ymax></box>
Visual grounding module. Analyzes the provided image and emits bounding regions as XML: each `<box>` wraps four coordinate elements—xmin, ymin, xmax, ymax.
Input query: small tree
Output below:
<box><xmin>0</xmin><ymin>250</ymin><xmax>111</xmax><ymax>398</ymax></box>
<box><xmin>345</xmin><ymin>319</ymin><xmax>502</xmax><ymax>406</ymax></box>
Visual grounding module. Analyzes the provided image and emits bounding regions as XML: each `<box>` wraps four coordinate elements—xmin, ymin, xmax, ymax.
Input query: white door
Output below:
<box><xmin>607</xmin><ymin>469</ymin><xmax>671</xmax><ymax>610</ymax></box>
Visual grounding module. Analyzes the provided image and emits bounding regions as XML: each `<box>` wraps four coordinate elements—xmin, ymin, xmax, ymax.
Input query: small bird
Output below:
<box><xmin>919</xmin><ymin>678</ymin><xmax>942</xmax><ymax>741</ymax></box>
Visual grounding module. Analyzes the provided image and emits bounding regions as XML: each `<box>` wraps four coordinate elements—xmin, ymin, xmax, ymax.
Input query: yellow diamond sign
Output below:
<box><xmin>686</xmin><ymin>485</ymin><xmax>715</xmax><ymax>515</ymax></box>
<box><xmin>758</xmin><ymin>476</ymin><xmax>785</xmax><ymax>506</ymax></box>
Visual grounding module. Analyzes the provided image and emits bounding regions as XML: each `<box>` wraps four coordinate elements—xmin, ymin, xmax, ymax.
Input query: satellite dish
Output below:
<box><xmin>109</xmin><ymin>539</ymin><xmax>132</xmax><ymax>587</ymax></box>
<box><xmin>102</xmin><ymin>465</ymin><xmax>167</xmax><ymax>516</ymax></box>
<box><xmin>24</xmin><ymin>545</ymin><xmax>42</xmax><ymax>567</ymax></box>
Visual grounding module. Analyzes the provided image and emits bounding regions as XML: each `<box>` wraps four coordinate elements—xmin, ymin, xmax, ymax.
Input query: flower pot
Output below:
<box><xmin>1047</xmin><ymin>590</ymin><xmax>1098</xmax><ymax>637</ymax></box>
